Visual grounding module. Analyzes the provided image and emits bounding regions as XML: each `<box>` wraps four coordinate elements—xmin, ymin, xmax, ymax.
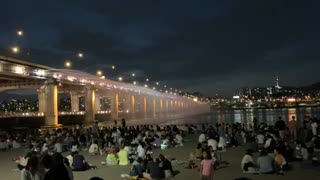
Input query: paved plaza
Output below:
<box><xmin>0</xmin><ymin>134</ymin><xmax>319</xmax><ymax>180</ymax></box>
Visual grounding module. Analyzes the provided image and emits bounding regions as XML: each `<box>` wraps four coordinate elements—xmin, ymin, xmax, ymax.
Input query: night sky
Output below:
<box><xmin>1</xmin><ymin>0</ymin><xmax>320</xmax><ymax>97</ymax></box>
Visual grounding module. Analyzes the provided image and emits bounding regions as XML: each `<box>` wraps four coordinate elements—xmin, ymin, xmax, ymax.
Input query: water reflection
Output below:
<box><xmin>158</xmin><ymin>107</ymin><xmax>320</xmax><ymax>126</ymax></box>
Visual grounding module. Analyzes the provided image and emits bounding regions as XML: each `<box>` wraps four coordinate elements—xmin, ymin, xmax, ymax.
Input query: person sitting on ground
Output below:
<box><xmin>301</xmin><ymin>143</ymin><xmax>309</xmax><ymax>161</ymax></box>
<box><xmin>193</xmin><ymin>143</ymin><xmax>203</xmax><ymax>160</ymax></box>
<box><xmin>257</xmin><ymin>149</ymin><xmax>274</xmax><ymax>174</ymax></box>
<box><xmin>21</xmin><ymin>156</ymin><xmax>43</xmax><ymax>180</ymax></box>
<box><xmin>153</xmin><ymin>135</ymin><xmax>162</xmax><ymax>148</ymax></box>
<box><xmin>137</xmin><ymin>142</ymin><xmax>146</xmax><ymax>159</ymax></box>
<box><xmin>63</xmin><ymin>158</ymin><xmax>74</xmax><ymax>180</ymax></box>
<box><xmin>256</xmin><ymin>132</ymin><xmax>265</xmax><ymax>150</ymax></box>
<box><xmin>218</xmin><ymin>136</ymin><xmax>226</xmax><ymax>150</ymax></box>
<box><xmin>241</xmin><ymin>149</ymin><xmax>255</xmax><ymax>172</ymax></box>
<box><xmin>174</xmin><ymin>132</ymin><xmax>183</xmax><ymax>147</ymax></box>
<box><xmin>54</xmin><ymin>139</ymin><xmax>63</xmax><ymax>153</ymax></box>
<box><xmin>129</xmin><ymin>157</ymin><xmax>144</xmax><ymax>178</ymax></box>
<box><xmin>158</xmin><ymin>154</ymin><xmax>175</xmax><ymax>178</ymax></box>
<box><xmin>72</xmin><ymin>151</ymin><xmax>90</xmax><ymax>171</ymax></box>
<box><xmin>12</xmin><ymin>139</ymin><xmax>21</xmax><ymax>149</ymax></box>
<box><xmin>198</xmin><ymin>132</ymin><xmax>206</xmax><ymax>144</ymax></box>
<box><xmin>43</xmin><ymin>153</ymin><xmax>71</xmax><ymax>180</ymax></box>
<box><xmin>0</xmin><ymin>139</ymin><xmax>9</xmax><ymax>151</ymax></box>
<box><xmin>161</xmin><ymin>136</ymin><xmax>170</xmax><ymax>150</ymax></box>
<box><xmin>145</xmin><ymin>154</ymin><xmax>165</xmax><ymax>180</ymax></box>
<box><xmin>273</xmin><ymin>148</ymin><xmax>288</xmax><ymax>175</ymax></box>
<box><xmin>208</xmin><ymin>138</ymin><xmax>218</xmax><ymax>151</ymax></box>
<box><xmin>105</xmin><ymin>149</ymin><xmax>118</xmax><ymax>165</ymax></box>
<box><xmin>118</xmin><ymin>144</ymin><xmax>129</xmax><ymax>166</ymax></box>
<box><xmin>89</xmin><ymin>140</ymin><xmax>99</xmax><ymax>155</ymax></box>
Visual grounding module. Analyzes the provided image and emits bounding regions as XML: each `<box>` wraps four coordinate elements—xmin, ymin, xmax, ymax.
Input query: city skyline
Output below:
<box><xmin>1</xmin><ymin>1</ymin><xmax>320</xmax><ymax>96</ymax></box>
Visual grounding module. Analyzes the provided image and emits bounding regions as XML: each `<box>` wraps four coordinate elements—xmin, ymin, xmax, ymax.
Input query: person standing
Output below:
<box><xmin>200</xmin><ymin>151</ymin><xmax>214</xmax><ymax>180</ymax></box>
<box><xmin>311</xmin><ymin>118</ymin><xmax>318</xmax><ymax>137</ymax></box>
<box><xmin>288</xmin><ymin>116</ymin><xmax>297</xmax><ymax>141</ymax></box>
<box><xmin>121</xmin><ymin>119</ymin><xmax>126</xmax><ymax>128</ymax></box>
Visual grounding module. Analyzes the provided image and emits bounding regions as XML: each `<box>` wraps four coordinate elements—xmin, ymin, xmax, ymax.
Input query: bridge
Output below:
<box><xmin>0</xmin><ymin>55</ymin><xmax>210</xmax><ymax>128</ymax></box>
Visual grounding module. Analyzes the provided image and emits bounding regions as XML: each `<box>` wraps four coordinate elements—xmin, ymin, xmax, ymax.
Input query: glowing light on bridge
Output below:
<box><xmin>34</xmin><ymin>70</ymin><xmax>46</xmax><ymax>76</ymax></box>
<box><xmin>13</xmin><ymin>66</ymin><xmax>24</xmax><ymax>74</ymax></box>
<box><xmin>65</xmin><ymin>61</ymin><xmax>72</xmax><ymax>68</ymax></box>
<box><xmin>67</xmin><ymin>76</ymin><xmax>75</xmax><ymax>82</ymax></box>
<box><xmin>144</xmin><ymin>84</ymin><xmax>148</xmax><ymax>88</ymax></box>
<box><xmin>96</xmin><ymin>70</ymin><xmax>103</xmax><ymax>76</ymax></box>
<box><xmin>118</xmin><ymin>76</ymin><xmax>123</xmax><ymax>81</ymax></box>
<box><xmin>193</xmin><ymin>98</ymin><xmax>198</xmax><ymax>102</ymax></box>
<box><xmin>133</xmin><ymin>81</ymin><xmax>137</xmax><ymax>85</ymax></box>
<box><xmin>78</xmin><ymin>53</ymin><xmax>83</xmax><ymax>58</ymax></box>
<box><xmin>100</xmin><ymin>75</ymin><xmax>105</xmax><ymax>79</ymax></box>
<box><xmin>153</xmin><ymin>87</ymin><xmax>156</xmax><ymax>90</ymax></box>
<box><xmin>156</xmin><ymin>82</ymin><xmax>159</xmax><ymax>85</ymax></box>
<box><xmin>11</xmin><ymin>46</ymin><xmax>20</xmax><ymax>54</ymax></box>
<box><xmin>17</xmin><ymin>30</ymin><xmax>23</xmax><ymax>37</ymax></box>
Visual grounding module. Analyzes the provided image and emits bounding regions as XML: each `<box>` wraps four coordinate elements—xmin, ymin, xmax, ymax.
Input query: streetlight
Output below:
<box><xmin>100</xmin><ymin>76</ymin><xmax>105</xmax><ymax>79</ymax></box>
<box><xmin>133</xmin><ymin>81</ymin><xmax>137</xmax><ymax>85</ymax></box>
<box><xmin>153</xmin><ymin>87</ymin><xmax>156</xmax><ymax>90</ymax></box>
<box><xmin>17</xmin><ymin>30</ymin><xmax>23</xmax><ymax>37</ymax></box>
<box><xmin>96</xmin><ymin>70</ymin><xmax>103</xmax><ymax>76</ymax></box>
<box><xmin>118</xmin><ymin>76</ymin><xmax>123</xmax><ymax>81</ymax></box>
<box><xmin>78</xmin><ymin>52</ymin><xmax>83</xmax><ymax>58</ymax></box>
<box><xmin>156</xmin><ymin>82</ymin><xmax>159</xmax><ymax>85</ymax></box>
<box><xmin>11</xmin><ymin>46</ymin><xmax>20</xmax><ymax>53</ymax></box>
<box><xmin>132</xmin><ymin>73</ymin><xmax>135</xmax><ymax>77</ymax></box>
<box><xmin>164</xmin><ymin>85</ymin><xmax>167</xmax><ymax>88</ymax></box>
<box><xmin>112</xmin><ymin>65</ymin><xmax>115</xmax><ymax>69</ymax></box>
<box><xmin>64</xmin><ymin>61</ymin><xmax>72</xmax><ymax>68</ymax></box>
<box><xmin>146</xmin><ymin>78</ymin><xmax>149</xmax><ymax>82</ymax></box>
<box><xmin>144</xmin><ymin>84</ymin><xmax>148</xmax><ymax>88</ymax></box>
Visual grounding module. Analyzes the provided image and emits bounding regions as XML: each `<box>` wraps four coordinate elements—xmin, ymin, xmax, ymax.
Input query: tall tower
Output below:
<box><xmin>275</xmin><ymin>77</ymin><xmax>281</xmax><ymax>89</ymax></box>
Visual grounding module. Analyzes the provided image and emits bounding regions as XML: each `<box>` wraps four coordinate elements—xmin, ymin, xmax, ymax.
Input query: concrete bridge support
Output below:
<box><xmin>85</xmin><ymin>85</ymin><xmax>95</xmax><ymax>122</ymax></box>
<box><xmin>70</xmin><ymin>92</ymin><xmax>80</xmax><ymax>112</ymax></box>
<box><xmin>43</xmin><ymin>79</ymin><xmax>59</xmax><ymax>127</ymax></box>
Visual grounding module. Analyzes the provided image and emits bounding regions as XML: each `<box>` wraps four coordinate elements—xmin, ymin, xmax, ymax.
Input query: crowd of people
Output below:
<box><xmin>0</xmin><ymin>118</ymin><xmax>191</xmax><ymax>180</ymax></box>
<box><xmin>0</xmin><ymin>115</ymin><xmax>319</xmax><ymax>179</ymax></box>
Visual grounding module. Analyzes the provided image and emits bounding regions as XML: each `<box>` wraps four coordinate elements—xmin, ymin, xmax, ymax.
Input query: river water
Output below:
<box><xmin>161</xmin><ymin>107</ymin><xmax>320</xmax><ymax>127</ymax></box>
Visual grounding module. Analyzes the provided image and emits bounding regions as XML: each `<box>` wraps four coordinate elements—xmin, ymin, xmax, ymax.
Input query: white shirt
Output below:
<box><xmin>264</xmin><ymin>138</ymin><xmax>272</xmax><ymax>148</ymax></box>
<box><xmin>137</xmin><ymin>145</ymin><xmax>146</xmax><ymax>158</ymax></box>
<box><xmin>256</xmin><ymin>134</ymin><xmax>265</xmax><ymax>144</ymax></box>
<box><xmin>89</xmin><ymin>143</ymin><xmax>99</xmax><ymax>154</ymax></box>
<box><xmin>198</xmin><ymin>134</ymin><xmax>206</xmax><ymax>143</ymax></box>
<box><xmin>208</xmin><ymin>139</ymin><xmax>218</xmax><ymax>151</ymax></box>
<box><xmin>311</xmin><ymin>122</ymin><xmax>318</xmax><ymax>136</ymax></box>
<box><xmin>54</xmin><ymin>143</ymin><xmax>63</xmax><ymax>153</ymax></box>
<box><xmin>175</xmin><ymin>134</ymin><xmax>183</xmax><ymax>144</ymax></box>
<box><xmin>241</xmin><ymin>154</ymin><xmax>253</xmax><ymax>170</ymax></box>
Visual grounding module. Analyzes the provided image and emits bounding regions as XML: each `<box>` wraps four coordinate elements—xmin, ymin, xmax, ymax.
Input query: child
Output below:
<box><xmin>106</xmin><ymin>150</ymin><xmax>117</xmax><ymax>165</ymax></box>
<box><xmin>200</xmin><ymin>151</ymin><xmax>214</xmax><ymax>180</ymax></box>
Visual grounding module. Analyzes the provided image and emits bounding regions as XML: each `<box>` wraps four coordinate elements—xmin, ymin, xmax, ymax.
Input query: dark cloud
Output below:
<box><xmin>1</xmin><ymin>0</ymin><xmax>320</xmax><ymax>97</ymax></box>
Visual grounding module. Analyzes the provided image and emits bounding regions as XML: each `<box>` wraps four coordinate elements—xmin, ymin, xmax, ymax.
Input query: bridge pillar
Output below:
<box><xmin>152</xmin><ymin>98</ymin><xmax>156</xmax><ymax>115</ymax></box>
<box><xmin>38</xmin><ymin>86</ymin><xmax>46</xmax><ymax>113</ymax></box>
<box><xmin>165</xmin><ymin>99</ymin><xmax>169</xmax><ymax>112</ymax></box>
<box><xmin>85</xmin><ymin>85</ymin><xmax>95</xmax><ymax>122</ymax></box>
<box><xmin>123</xmin><ymin>93</ymin><xmax>135</xmax><ymax>119</ymax></box>
<box><xmin>159</xmin><ymin>99</ymin><xmax>163</xmax><ymax>112</ymax></box>
<box><xmin>110</xmin><ymin>92</ymin><xmax>119</xmax><ymax>120</ymax></box>
<box><xmin>44</xmin><ymin>79</ymin><xmax>60</xmax><ymax>127</ymax></box>
<box><xmin>70</xmin><ymin>92</ymin><xmax>80</xmax><ymax>112</ymax></box>
<box><xmin>95</xmin><ymin>95</ymin><xmax>101</xmax><ymax>112</ymax></box>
